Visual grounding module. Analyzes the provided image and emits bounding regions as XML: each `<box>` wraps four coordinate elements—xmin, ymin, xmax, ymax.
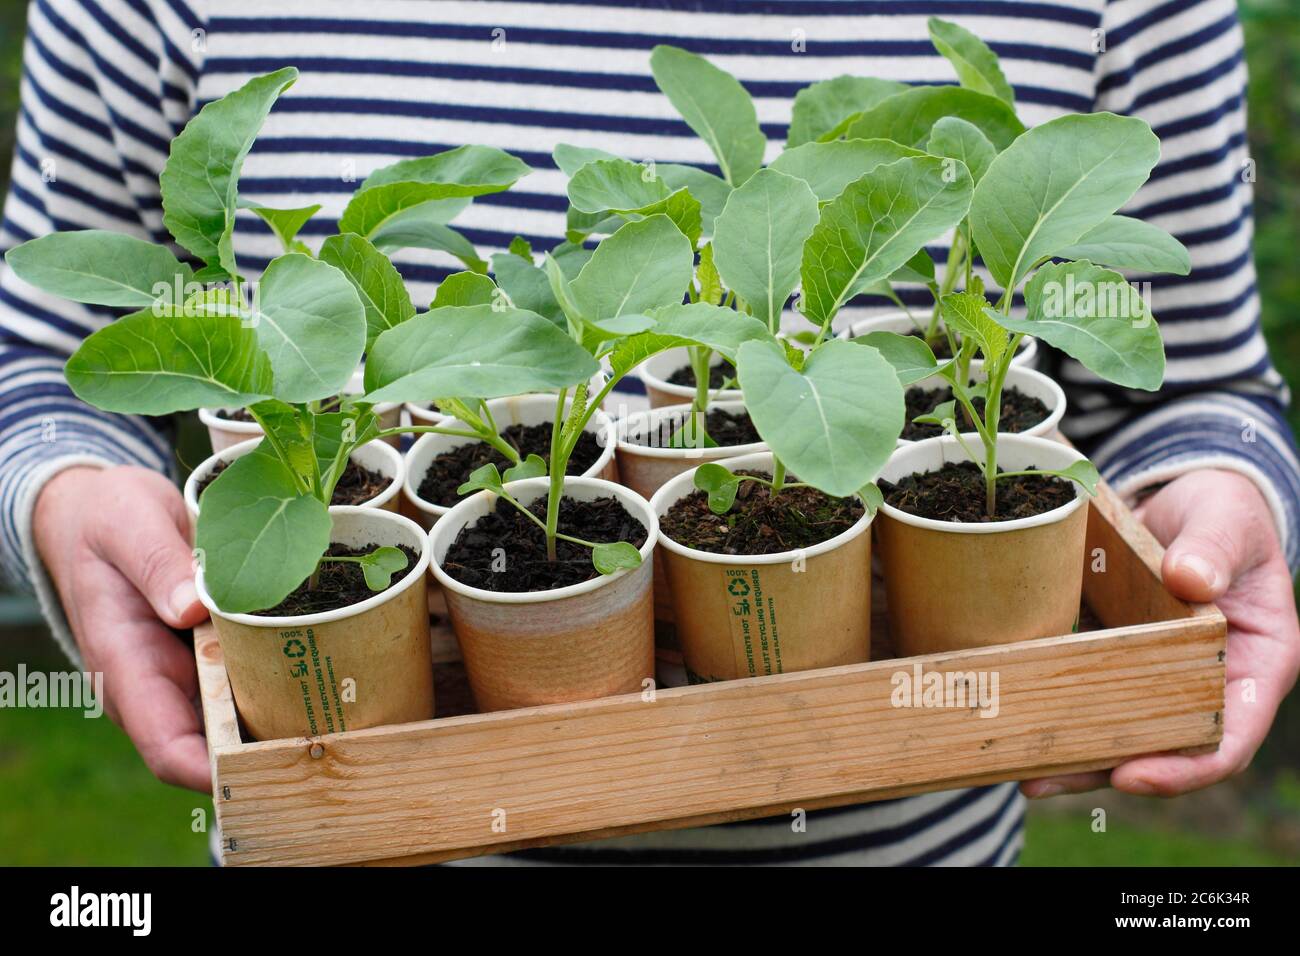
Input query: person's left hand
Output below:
<box><xmin>1021</xmin><ymin>468</ymin><xmax>1300</xmax><ymax>799</ymax></box>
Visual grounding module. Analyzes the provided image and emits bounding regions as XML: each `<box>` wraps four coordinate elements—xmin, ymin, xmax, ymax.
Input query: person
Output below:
<box><xmin>2</xmin><ymin>0</ymin><xmax>1297</xmax><ymax>866</ymax></box>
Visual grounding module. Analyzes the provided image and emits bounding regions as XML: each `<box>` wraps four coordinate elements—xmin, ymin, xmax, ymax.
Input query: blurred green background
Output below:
<box><xmin>0</xmin><ymin>0</ymin><xmax>1296</xmax><ymax>866</ymax></box>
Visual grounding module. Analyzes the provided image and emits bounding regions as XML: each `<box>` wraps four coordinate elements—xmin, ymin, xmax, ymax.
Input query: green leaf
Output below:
<box><xmin>366</xmin><ymin>203</ymin><xmax>486</xmax><ymax>273</ymax></box>
<box><xmin>318</xmin><ymin>234</ymin><xmax>415</xmax><ymax>349</ymax></box>
<box><xmin>927</xmin><ymin>17</ymin><xmax>1015</xmax><ymax>105</ymax></box>
<box><xmin>800</xmin><ymin>155</ymin><xmax>974</xmax><ymax>327</ymax></box>
<box><xmin>492</xmin><ymin>253</ymin><xmax>563</xmax><ymax>326</ymax></box>
<box><xmin>1054</xmin><ymin>459</ymin><xmax>1101</xmax><ymax>496</ymax></box>
<box><xmin>243</xmin><ymin>202</ymin><xmax>321</xmax><ymax>253</ymax></box>
<box><xmin>1053</xmin><ymin>215</ymin><xmax>1191</xmax><ymax>275</ymax></box>
<box><xmin>238</xmin><ymin>253</ymin><xmax>366</xmax><ymax>403</ymax></box>
<box><xmin>568</xmin><ymin>158</ymin><xmax>671</xmax><ymax>214</ymax></box>
<box><xmin>768</xmin><ymin>138</ymin><xmax>925</xmax><ymax>202</ymax></box>
<box><xmin>712</xmin><ymin>169</ymin><xmax>820</xmax><ymax>333</ymax></box>
<box><xmin>913</xmin><ymin>398</ymin><xmax>957</xmax><ymax>427</ymax></box>
<box><xmin>592</xmin><ymin>540</ymin><xmax>643</xmax><ymax>575</ymax></box>
<box><xmin>508</xmin><ymin>236</ymin><xmax>534</xmax><ymax>262</ymax></box>
<box><xmin>658</xmin><ymin>164</ymin><xmax>732</xmax><ymax>235</ymax></box>
<box><xmin>65</xmin><ymin>307</ymin><xmax>273</xmax><ymax>414</ymax></box>
<box><xmin>694</xmin><ymin>462</ymin><xmax>741</xmax><ymax>514</ymax></box>
<box><xmin>941</xmin><ymin>291</ymin><xmax>1006</xmax><ymax>366</ymax></box>
<box><xmin>838</xmin><ymin>86</ymin><xmax>1025</xmax><ymax>151</ymax></box>
<box><xmin>852</xmin><ymin>330</ymin><xmax>951</xmax><ymax>385</ymax></box>
<box><xmin>502</xmin><ymin>454</ymin><xmax>547</xmax><ymax>483</ymax></box>
<box><xmin>787</xmin><ymin>75</ymin><xmax>909</xmax><ymax>148</ymax></box>
<box><xmin>1000</xmin><ymin>259</ymin><xmax>1165</xmax><ymax>390</ymax></box>
<box><xmin>696</xmin><ymin>242</ymin><xmax>723</xmax><ymax>306</ymax></box>
<box><xmin>569</xmin><ymin>215</ymin><xmax>694</xmax><ymax>324</ymax></box>
<box><xmin>364</xmin><ymin>305</ymin><xmax>600</xmax><ymax>403</ymax></box>
<box><xmin>641</xmin><ymin>302</ymin><xmax>772</xmax><ymax>362</ymax></box>
<box><xmin>194</xmin><ymin>450</ymin><xmax>332</xmax><ymax>614</ymax></box>
<box><xmin>457</xmin><ymin>462</ymin><xmax>507</xmax><ymax>498</ymax></box>
<box><xmin>5</xmin><ymin>231</ymin><xmax>194</xmax><ymax>308</ymax></box>
<box><xmin>892</xmin><ymin>248</ymin><xmax>938</xmax><ymax>286</ymax></box>
<box><xmin>926</xmin><ymin>116</ymin><xmax>997</xmax><ymax>184</ymax></box>
<box><xmin>161</xmin><ymin>67</ymin><xmax>298</xmax><ymax>277</ymax></box>
<box><xmin>649</xmin><ymin>45</ymin><xmax>766</xmax><ymax>186</ymax></box>
<box><xmin>357</xmin><ymin>546</ymin><xmax>410</xmax><ymax>592</ymax></box>
<box><xmin>431</xmin><ymin>271</ymin><xmax>499</xmax><ymax>309</ymax></box>
<box><xmin>339</xmin><ymin>145</ymin><xmax>529</xmax><ymax>238</ymax></box>
<box><xmin>970</xmin><ymin>112</ymin><xmax>1161</xmax><ymax>291</ymax></box>
<box><xmin>553</xmin><ymin>143</ymin><xmax>622</xmax><ymax>177</ymax></box>
<box><xmin>858</xmin><ymin>481</ymin><xmax>884</xmax><ymax>516</ymax></box>
<box><xmin>246</xmin><ymin>398</ymin><xmax>318</xmax><ymax>484</ymax></box>
<box><xmin>737</xmin><ymin>338</ymin><xmax>904</xmax><ymax>497</ymax></box>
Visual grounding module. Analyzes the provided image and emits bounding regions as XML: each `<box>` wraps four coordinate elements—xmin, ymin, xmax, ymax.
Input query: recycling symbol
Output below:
<box><xmin>727</xmin><ymin>578</ymin><xmax>751</xmax><ymax>597</ymax></box>
<box><xmin>282</xmin><ymin>638</ymin><xmax>307</xmax><ymax>659</ymax></box>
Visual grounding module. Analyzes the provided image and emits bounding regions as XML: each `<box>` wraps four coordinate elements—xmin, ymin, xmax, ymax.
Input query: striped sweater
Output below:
<box><xmin>1</xmin><ymin>0</ymin><xmax>1295</xmax><ymax>866</ymax></box>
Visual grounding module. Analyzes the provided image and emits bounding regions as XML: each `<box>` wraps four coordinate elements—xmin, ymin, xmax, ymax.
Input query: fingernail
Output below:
<box><xmin>170</xmin><ymin>580</ymin><xmax>199</xmax><ymax>620</ymax></box>
<box><xmin>1174</xmin><ymin>553</ymin><xmax>1221</xmax><ymax>593</ymax></box>
<box><xmin>1028</xmin><ymin>783</ymin><xmax>1063</xmax><ymax>799</ymax></box>
<box><xmin>1125</xmin><ymin>777</ymin><xmax>1159</xmax><ymax>796</ymax></box>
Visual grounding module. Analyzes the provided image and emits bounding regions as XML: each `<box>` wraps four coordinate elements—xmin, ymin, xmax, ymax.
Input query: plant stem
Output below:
<box><xmin>374</xmin><ymin>424</ymin><xmax>522</xmax><ymax>464</ymax></box>
<box><xmin>771</xmin><ymin>457</ymin><xmax>787</xmax><ymax>495</ymax></box>
<box><xmin>544</xmin><ymin>387</ymin><xmax>568</xmax><ymax>562</ymax></box>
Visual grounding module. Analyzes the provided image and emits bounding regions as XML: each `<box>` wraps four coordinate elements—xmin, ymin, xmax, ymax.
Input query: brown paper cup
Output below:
<box><xmin>613</xmin><ymin>400</ymin><xmax>767</xmax><ymax>632</ymax></box>
<box><xmin>638</xmin><ymin>347</ymin><xmax>743</xmax><ymax>410</ymax></box>
<box><xmin>876</xmin><ymin>434</ymin><xmax>1090</xmax><ymax>657</ymax></box>
<box><xmin>835</xmin><ymin>311</ymin><xmax>1039</xmax><ymax>369</ymax></box>
<box><xmin>896</xmin><ymin>362</ymin><xmax>1065</xmax><ymax>444</ymax></box>
<box><xmin>195</xmin><ymin>507</ymin><xmax>434</xmax><ymax>742</ymax></box>
<box><xmin>185</xmin><ymin>436</ymin><xmax>404</xmax><ymax>524</ymax></box>
<box><xmin>429</xmin><ymin>476</ymin><xmax>656</xmax><ymax>712</ymax></box>
<box><xmin>401</xmin><ymin>393</ymin><xmax>618</xmax><ymax>532</ymax></box>
<box><xmin>650</xmin><ymin>451</ymin><xmax>873</xmax><ymax>683</ymax></box>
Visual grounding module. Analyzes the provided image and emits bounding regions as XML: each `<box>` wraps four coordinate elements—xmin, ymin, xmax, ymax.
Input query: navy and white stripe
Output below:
<box><xmin>1</xmin><ymin>0</ymin><xmax>1295</xmax><ymax>866</ymax></box>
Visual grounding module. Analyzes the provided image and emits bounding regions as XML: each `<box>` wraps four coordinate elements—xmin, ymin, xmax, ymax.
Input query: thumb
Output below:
<box><xmin>1155</xmin><ymin>478</ymin><xmax>1270</xmax><ymax>604</ymax></box>
<box><xmin>92</xmin><ymin>480</ymin><xmax>208</xmax><ymax>630</ymax></box>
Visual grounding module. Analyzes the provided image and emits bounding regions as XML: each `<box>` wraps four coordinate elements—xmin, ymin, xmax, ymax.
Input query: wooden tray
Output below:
<box><xmin>195</xmin><ymin>478</ymin><xmax>1226</xmax><ymax>866</ymax></box>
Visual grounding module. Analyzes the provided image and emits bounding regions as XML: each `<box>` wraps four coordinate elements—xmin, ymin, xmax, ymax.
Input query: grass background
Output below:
<box><xmin>0</xmin><ymin>0</ymin><xmax>1296</xmax><ymax>866</ymax></box>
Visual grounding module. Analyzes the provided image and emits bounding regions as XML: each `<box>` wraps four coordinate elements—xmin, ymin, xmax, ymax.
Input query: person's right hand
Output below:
<box><xmin>33</xmin><ymin>464</ymin><xmax>211</xmax><ymax>791</ymax></box>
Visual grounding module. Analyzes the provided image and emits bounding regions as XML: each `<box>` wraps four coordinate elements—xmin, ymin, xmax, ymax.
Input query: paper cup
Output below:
<box><xmin>195</xmin><ymin>507</ymin><xmax>434</xmax><ymax>742</ymax></box>
<box><xmin>650</xmin><ymin>451</ymin><xmax>873</xmax><ymax>683</ymax></box>
<box><xmin>837</xmin><ymin>312</ymin><xmax>1038</xmax><ymax>369</ymax></box>
<box><xmin>429</xmin><ymin>476</ymin><xmax>656</xmax><ymax>712</ymax></box>
<box><xmin>876</xmin><ymin>433</ymin><xmax>1090</xmax><ymax>656</ymax></box>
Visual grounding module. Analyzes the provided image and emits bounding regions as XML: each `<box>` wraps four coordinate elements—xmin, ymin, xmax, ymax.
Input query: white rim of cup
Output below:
<box><xmin>878</xmin><ymin>433</ymin><xmax>1089</xmax><ymax>535</ymax></box>
<box><xmin>402</xmin><ymin>401</ymin><xmax>618</xmax><ymax>519</ymax></box>
<box><xmin>898</xmin><ymin>362</ymin><xmax>1067</xmax><ymax>444</ymax></box>
<box><xmin>649</xmin><ymin>450</ymin><xmax>875</xmax><ymax>566</ymax></box>
<box><xmin>837</xmin><ymin>312</ymin><xmax>1039</xmax><ymax>367</ymax></box>
<box><xmin>185</xmin><ymin>436</ymin><xmax>404</xmax><ymax>517</ymax></box>
<box><xmin>614</xmin><ymin>400</ymin><xmax>767</xmax><ymax>459</ymax></box>
<box><xmin>428</xmin><ymin>476</ymin><xmax>658</xmax><ymax>605</ymax></box>
<box><xmin>639</xmin><ymin>348</ymin><xmax>744</xmax><ymax>403</ymax></box>
<box><xmin>194</xmin><ymin>506</ymin><xmax>431</xmax><ymax>626</ymax></box>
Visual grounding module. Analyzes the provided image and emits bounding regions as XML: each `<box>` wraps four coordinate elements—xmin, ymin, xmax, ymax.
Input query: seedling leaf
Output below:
<box><xmin>5</xmin><ymin>231</ymin><xmax>194</xmax><ymax>308</ymax></box>
<box><xmin>927</xmin><ymin>17</ymin><xmax>1016</xmax><ymax>105</ymax></box>
<box><xmin>319</xmin><ymin>233</ymin><xmax>416</xmax><ymax>349</ymax></box>
<box><xmin>787</xmin><ymin>75</ymin><xmax>909</xmax><ymax>148</ymax></box>
<box><xmin>358</xmin><ymin>546</ymin><xmax>410</xmax><ymax>591</ymax></box>
<box><xmin>694</xmin><ymin>462</ymin><xmax>741</xmax><ymax>514</ymax></box>
<box><xmin>592</xmin><ymin>541</ymin><xmax>643</xmax><ymax>575</ymax></box>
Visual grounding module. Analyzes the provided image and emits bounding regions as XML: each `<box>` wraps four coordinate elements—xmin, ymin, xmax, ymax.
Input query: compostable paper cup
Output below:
<box><xmin>901</xmin><ymin>362</ymin><xmax>1066</xmax><ymax>443</ymax></box>
<box><xmin>876</xmin><ymin>433</ymin><xmax>1090</xmax><ymax>656</ymax></box>
<box><xmin>639</xmin><ymin>347</ymin><xmax>743</xmax><ymax>410</ymax></box>
<box><xmin>195</xmin><ymin>506</ymin><xmax>434</xmax><ymax>742</ymax></box>
<box><xmin>650</xmin><ymin>451</ymin><xmax>873</xmax><ymax>683</ymax></box>
<box><xmin>428</xmin><ymin>476</ymin><xmax>656</xmax><ymax>712</ymax></box>
<box><xmin>614</xmin><ymin>400</ymin><xmax>767</xmax><ymax>630</ymax></box>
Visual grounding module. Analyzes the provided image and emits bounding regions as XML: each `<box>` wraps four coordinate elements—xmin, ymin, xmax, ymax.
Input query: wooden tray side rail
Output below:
<box><xmin>195</xmin><ymin>480</ymin><xmax>1226</xmax><ymax>867</ymax></box>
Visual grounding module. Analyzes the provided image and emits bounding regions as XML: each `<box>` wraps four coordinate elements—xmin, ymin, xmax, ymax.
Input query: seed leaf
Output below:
<box><xmin>358</xmin><ymin>546</ymin><xmax>411</xmax><ymax>592</ymax></box>
<box><xmin>457</xmin><ymin>463</ymin><xmax>507</xmax><ymax>498</ymax></box>
<box><xmin>694</xmin><ymin>462</ymin><xmax>741</xmax><ymax>514</ymax></box>
<box><xmin>592</xmin><ymin>540</ymin><xmax>643</xmax><ymax>575</ymax></box>
<box><xmin>503</xmin><ymin>454</ymin><xmax>548</xmax><ymax>483</ymax></box>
